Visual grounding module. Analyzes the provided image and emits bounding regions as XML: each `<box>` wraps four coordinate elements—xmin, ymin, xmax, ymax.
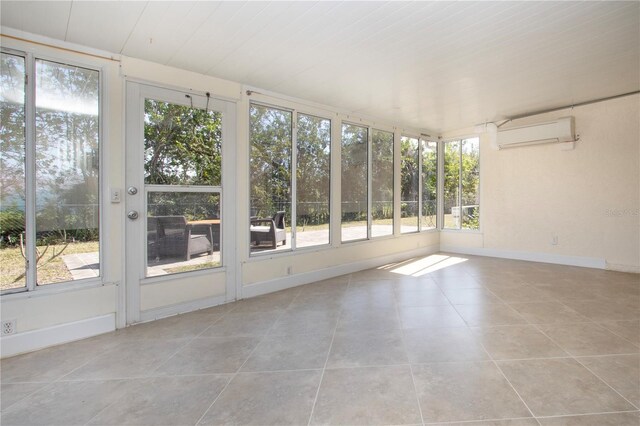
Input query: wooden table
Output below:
<box><xmin>187</xmin><ymin>219</ymin><xmax>220</xmax><ymax>226</ymax></box>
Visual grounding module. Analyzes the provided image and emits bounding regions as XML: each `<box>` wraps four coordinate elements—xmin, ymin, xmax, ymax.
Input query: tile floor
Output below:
<box><xmin>1</xmin><ymin>253</ymin><xmax>639</xmax><ymax>425</ymax></box>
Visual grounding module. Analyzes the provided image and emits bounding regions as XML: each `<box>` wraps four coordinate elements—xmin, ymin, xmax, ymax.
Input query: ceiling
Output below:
<box><xmin>2</xmin><ymin>1</ymin><xmax>639</xmax><ymax>133</ymax></box>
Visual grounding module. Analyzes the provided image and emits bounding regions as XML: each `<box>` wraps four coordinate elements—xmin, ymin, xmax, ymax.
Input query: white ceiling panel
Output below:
<box><xmin>65</xmin><ymin>0</ymin><xmax>147</xmax><ymax>53</ymax></box>
<box><xmin>2</xmin><ymin>1</ymin><xmax>638</xmax><ymax>132</ymax></box>
<box><xmin>0</xmin><ymin>1</ymin><xmax>71</xmax><ymax>41</ymax></box>
<box><xmin>121</xmin><ymin>1</ymin><xmax>221</xmax><ymax>64</ymax></box>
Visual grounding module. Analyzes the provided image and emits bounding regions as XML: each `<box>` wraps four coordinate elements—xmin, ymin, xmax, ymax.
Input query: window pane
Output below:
<box><xmin>250</xmin><ymin>104</ymin><xmax>292</xmax><ymax>253</ymax></box>
<box><xmin>421</xmin><ymin>139</ymin><xmax>437</xmax><ymax>230</ymax></box>
<box><xmin>0</xmin><ymin>52</ymin><xmax>27</xmax><ymax>291</ymax></box>
<box><xmin>401</xmin><ymin>136</ymin><xmax>419</xmax><ymax>233</ymax></box>
<box><xmin>461</xmin><ymin>137</ymin><xmax>480</xmax><ymax>229</ymax></box>
<box><xmin>341</xmin><ymin>124</ymin><xmax>368</xmax><ymax>242</ymax></box>
<box><xmin>444</xmin><ymin>140</ymin><xmax>460</xmax><ymax>229</ymax></box>
<box><xmin>147</xmin><ymin>192</ymin><xmax>220</xmax><ymax>276</ymax></box>
<box><xmin>372</xmin><ymin>129</ymin><xmax>393</xmax><ymax>237</ymax></box>
<box><xmin>35</xmin><ymin>60</ymin><xmax>99</xmax><ymax>285</ymax></box>
<box><xmin>144</xmin><ymin>99</ymin><xmax>222</xmax><ymax>186</ymax></box>
<box><xmin>296</xmin><ymin>114</ymin><xmax>330</xmax><ymax>248</ymax></box>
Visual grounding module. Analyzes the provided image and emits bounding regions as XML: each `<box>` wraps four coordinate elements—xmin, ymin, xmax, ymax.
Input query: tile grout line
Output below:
<box><xmin>534</xmin><ymin>408</ymin><xmax>640</xmax><ymax>419</ymax></box>
<box><xmin>529</xmin><ymin>322</ymin><xmax>640</xmax><ymax>412</ymax></box>
<box><xmin>474</xmin><ymin>328</ymin><xmax>539</xmax><ymax>422</ymax></box>
<box><xmin>393</xmin><ymin>289</ymin><xmax>426</xmax><ymax>426</ymax></box>
<box><xmin>305</xmin><ymin>273</ymin><xmax>350</xmax><ymax>426</ymax></box>
<box><xmin>83</xmin><ymin>311</ymin><xmax>236</xmax><ymax>426</ymax></box>
<box><xmin>194</xmin><ymin>299</ymin><xmax>292</xmax><ymax>426</ymax></box>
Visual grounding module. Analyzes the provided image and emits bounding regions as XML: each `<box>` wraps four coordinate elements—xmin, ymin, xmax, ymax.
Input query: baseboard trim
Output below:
<box><xmin>138</xmin><ymin>295</ymin><xmax>228</xmax><ymax>323</ymax></box>
<box><xmin>440</xmin><ymin>245</ymin><xmax>606</xmax><ymax>269</ymax></box>
<box><xmin>605</xmin><ymin>263</ymin><xmax>640</xmax><ymax>274</ymax></box>
<box><xmin>1</xmin><ymin>314</ymin><xmax>115</xmax><ymax>359</ymax></box>
<box><xmin>242</xmin><ymin>244</ymin><xmax>440</xmax><ymax>299</ymax></box>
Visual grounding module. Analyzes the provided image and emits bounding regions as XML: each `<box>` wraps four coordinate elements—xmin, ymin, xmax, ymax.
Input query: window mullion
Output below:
<box><xmin>418</xmin><ymin>139</ymin><xmax>424</xmax><ymax>231</ymax></box>
<box><xmin>367</xmin><ymin>127</ymin><xmax>372</xmax><ymax>239</ymax></box>
<box><xmin>458</xmin><ymin>140</ymin><xmax>463</xmax><ymax>230</ymax></box>
<box><xmin>291</xmin><ymin>111</ymin><xmax>297</xmax><ymax>251</ymax></box>
<box><xmin>25</xmin><ymin>53</ymin><xmax>37</xmax><ymax>291</ymax></box>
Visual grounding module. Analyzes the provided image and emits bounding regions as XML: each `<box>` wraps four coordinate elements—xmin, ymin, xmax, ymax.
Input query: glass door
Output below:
<box><xmin>125</xmin><ymin>83</ymin><xmax>236</xmax><ymax>324</ymax></box>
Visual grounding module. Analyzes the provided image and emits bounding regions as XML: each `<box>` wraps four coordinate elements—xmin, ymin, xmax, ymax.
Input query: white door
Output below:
<box><xmin>125</xmin><ymin>83</ymin><xmax>236</xmax><ymax>324</ymax></box>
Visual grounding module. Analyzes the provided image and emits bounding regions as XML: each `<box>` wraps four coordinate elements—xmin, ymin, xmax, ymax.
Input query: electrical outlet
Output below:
<box><xmin>551</xmin><ymin>235</ymin><xmax>558</xmax><ymax>246</ymax></box>
<box><xmin>110</xmin><ymin>188</ymin><xmax>121</xmax><ymax>203</ymax></box>
<box><xmin>2</xmin><ymin>319</ymin><xmax>17</xmax><ymax>336</ymax></box>
<box><xmin>286</xmin><ymin>266</ymin><xmax>293</xmax><ymax>275</ymax></box>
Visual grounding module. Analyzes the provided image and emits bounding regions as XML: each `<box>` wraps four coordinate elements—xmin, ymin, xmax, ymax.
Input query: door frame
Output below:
<box><xmin>124</xmin><ymin>81</ymin><xmax>237</xmax><ymax>325</ymax></box>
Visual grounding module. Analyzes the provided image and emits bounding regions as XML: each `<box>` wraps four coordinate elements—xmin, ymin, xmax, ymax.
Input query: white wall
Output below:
<box><xmin>442</xmin><ymin>94</ymin><xmax>640</xmax><ymax>272</ymax></box>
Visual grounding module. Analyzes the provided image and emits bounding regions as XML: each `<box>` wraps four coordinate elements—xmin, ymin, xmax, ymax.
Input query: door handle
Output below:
<box><xmin>127</xmin><ymin>186</ymin><xmax>138</xmax><ymax>195</ymax></box>
<box><xmin>127</xmin><ymin>210</ymin><xmax>139</xmax><ymax>220</ymax></box>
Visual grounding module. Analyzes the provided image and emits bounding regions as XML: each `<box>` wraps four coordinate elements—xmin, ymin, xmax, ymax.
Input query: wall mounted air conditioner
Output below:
<box><xmin>490</xmin><ymin>116</ymin><xmax>577</xmax><ymax>150</ymax></box>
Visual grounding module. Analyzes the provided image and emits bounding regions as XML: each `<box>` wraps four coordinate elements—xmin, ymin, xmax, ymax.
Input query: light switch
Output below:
<box><xmin>110</xmin><ymin>188</ymin><xmax>121</xmax><ymax>203</ymax></box>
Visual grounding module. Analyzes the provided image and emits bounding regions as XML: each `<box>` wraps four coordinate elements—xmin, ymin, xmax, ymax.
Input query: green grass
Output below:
<box><xmin>0</xmin><ymin>241</ymin><xmax>99</xmax><ymax>291</ymax></box>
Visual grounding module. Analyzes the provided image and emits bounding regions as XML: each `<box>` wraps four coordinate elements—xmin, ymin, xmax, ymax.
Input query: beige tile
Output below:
<box><xmin>443</xmin><ymin>288</ymin><xmax>504</xmax><ymax>305</ymax></box>
<box><xmin>0</xmin><ymin>383</ymin><xmax>46</xmax><ymax>412</ymax></box>
<box><xmin>269</xmin><ymin>309</ymin><xmax>339</xmax><ymax>335</ymax></box>
<box><xmin>289</xmin><ymin>293</ymin><xmax>344</xmax><ymax>311</ymax></box>
<box><xmin>200</xmin><ymin>311</ymin><xmax>282</xmax><ymax>337</ymax></box>
<box><xmin>241</xmin><ymin>333</ymin><xmax>332</xmax><ymax>372</ymax></box>
<box><xmin>339</xmin><ymin>285</ymin><xmax>397</xmax><ymax>309</ymax></box>
<box><xmin>563</xmin><ymin>298</ymin><xmax>640</xmax><ymax>321</ymax></box>
<box><xmin>0</xmin><ymin>335</ymin><xmax>118</xmax><ymax>383</ymax></box>
<box><xmin>434</xmin><ymin>275</ymin><xmax>484</xmax><ymax>290</ymax></box>
<box><xmin>64</xmin><ymin>338</ymin><xmax>189</xmax><ymax>380</ymax></box>
<box><xmin>392</xmin><ymin>278</ymin><xmax>440</xmax><ymax>292</ymax></box>
<box><xmin>310</xmin><ymin>365</ymin><xmax>421</xmax><ymax>425</ymax></box>
<box><xmin>509</xmin><ymin>302</ymin><xmax>588</xmax><ymax>324</ymax></box>
<box><xmin>473</xmin><ymin>325</ymin><xmax>568</xmax><ymax>360</ymax></box>
<box><xmin>403</xmin><ymin>327</ymin><xmax>490</xmax><ymax>363</ymax></box>
<box><xmin>413</xmin><ymin>361</ymin><xmax>531</xmax><ymax>423</ymax></box>
<box><xmin>199</xmin><ymin>370</ymin><xmax>322</xmax><ymax>425</ymax></box>
<box><xmin>598</xmin><ymin>320</ymin><xmax>640</xmax><ymax>345</ymax></box>
<box><xmin>434</xmin><ymin>420</ymin><xmax>539</xmax><ymax>426</ymax></box>
<box><xmin>297</xmin><ymin>278</ymin><xmax>349</xmax><ymax>295</ymax></box>
<box><xmin>395</xmin><ymin>288</ymin><xmax>451</xmax><ymax>307</ymax></box>
<box><xmin>537</xmin><ymin>412</ymin><xmax>640</xmax><ymax>425</ymax></box>
<box><xmin>118</xmin><ymin>312</ymin><xmax>222</xmax><ymax>340</ymax></box>
<box><xmin>88</xmin><ymin>375</ymin><xmax>230</xmax><ymax>425</ymax></box>
<box><xmin>455</xmin><ymin>304</ymin><xmax>528</xmax><ymax>327</ymax></box>
<box><xmin>327</xmin><ymin>330</ymin><xmax>408</xmax><ymax>368</ymax></box>
<box><xmin>230</xmin><ymin>290</ymin><xmax>298</xmax><ymax>313</ymax></box>
<box><xmin>1</xmin><ymin>380</ymin><xmax>126</xmax><ymax>426</ymax></box>
<box><xmin>154</xmin><ymin>336</ymin><xmax>260</xmax><ymax>375</ymax></box>
<box><xmin>539</xmin><ymin>323</ymin><xmax>639</xmax><ymax>356</ymax></box>
<box><xmin>498</xmin><ymin>358</ymin><xmax>635</xmax><ymax>416</ymax></box>
<box><xmin>399</xmin><ymin>305</ymin><xmax>467</xmax><ymax>329</ymax></box>
<box><xmin>337</xmin><ymin>307</ymin><xmax>401</xmax><ymax>333</ymax></box>
<box><xmin>577</xmin><ymin>354</ymin><xmax>640</xmax><ymax>407</ymax></box>
<box><xmin>484</xmin><ymin>284</ymin><xmax>553</xmax><ymax>303</ymax></box>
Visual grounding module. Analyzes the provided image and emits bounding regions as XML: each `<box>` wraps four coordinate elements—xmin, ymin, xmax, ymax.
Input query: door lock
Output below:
<box><xmin>127</xmin><ymin>210</ymin><xmax>139</xmax><ymax>220</ymax></box>
<box><xmin>127</xmin><ymin>186</ymin><xmax>138</xmax><ymax>195</ymax></box>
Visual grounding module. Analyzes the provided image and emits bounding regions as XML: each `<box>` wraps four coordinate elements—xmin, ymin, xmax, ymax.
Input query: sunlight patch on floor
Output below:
<box><xmin>388</xmin><ymin>254</ymin><xmax>468</xmax><ymax>276</ymax></box>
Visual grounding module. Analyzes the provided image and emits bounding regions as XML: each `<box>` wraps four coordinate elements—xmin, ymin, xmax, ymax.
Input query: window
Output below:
<box><xmin>421</xmin><ymin>139</ymin><xmax>437</xmax><ymax>229</ymax></box>
<box><xmin>296</xmin><ymin>114</ymin><xmax>331</xmax><ymax>248</ymax></box>
<box><xmin>401</xmin><ymin>136</ymin><xmax>419</xmax><ymax>233</ymax></box>
<box><xmin>341</xmin><ymin>123</ymin><xmax>368</xmax><ymax>242</ymax></box>
<box><xmin>371</xmin><ymin>129</ymin><xmax>394</xmax><ymax>237</ymax></box>
<box><xmin>443</xmin><ymin>137</ymin><xmax>480</xmax><ymax>230</ymax></box>
<box><xmin>144</xmin><ymin>98</ymin><xmax>222</xmax><ymax>275</ymax></box>
<box><xmin>250</xmin><ymin>104</ymin><xmax>292</xmax><ymax>253</ymax></box>
<box><xmin>1</xmin><ymin>52</ymin><xmax>101</xmax><ymax>292</ymax></box>
<box><xmin>250</xmin><ymin>103</ymin><xmax>331</xmax><ymax>254</ymax></box>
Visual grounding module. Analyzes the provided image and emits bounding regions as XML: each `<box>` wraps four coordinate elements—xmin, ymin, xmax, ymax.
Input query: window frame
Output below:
<box><xmin>1</xmin><ymin>48</ymin><xmax>104</xmax><ymax>295</ymax></box>
<box><xmin>439</xmin><ymin>135</ymin><xmax>481</xmax><ymax>233</ymax></box>
<box><xmin>248</xmin><ymin>99</ymin><xmax>333</xmax><ymax>257</ymax></box>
